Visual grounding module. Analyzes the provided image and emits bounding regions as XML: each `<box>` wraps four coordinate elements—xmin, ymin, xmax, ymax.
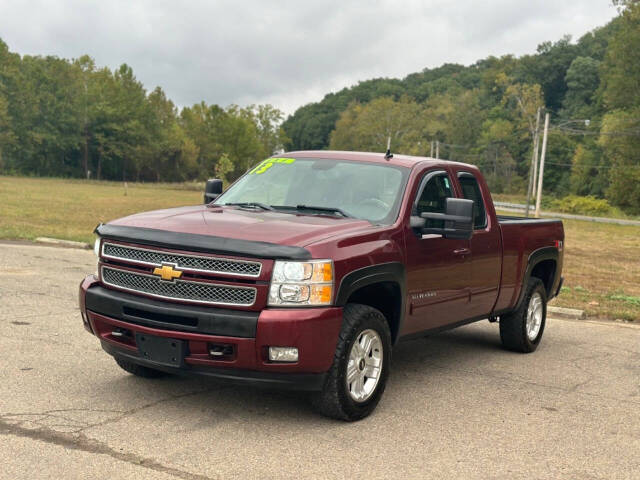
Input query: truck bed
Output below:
<box><xmin>493</xmin><ymin>216</ymin><xmax>564</xmax><ymax>313</ymax></box>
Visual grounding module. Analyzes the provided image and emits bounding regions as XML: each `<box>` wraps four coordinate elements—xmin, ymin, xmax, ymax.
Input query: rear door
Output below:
<box><xmin>404</xmin><ymin>169</ymin><xmax>472</xmax><ymax>334</ymax></box>
<box><xmin>455</xmin><ymin>170</ymin><xmax>502</xmax><ymax>318</ymax></box>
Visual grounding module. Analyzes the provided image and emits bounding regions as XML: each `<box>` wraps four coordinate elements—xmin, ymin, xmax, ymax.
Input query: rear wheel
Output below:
<box><xmin>314</xmin><ymin>304</ymin><xmax>391</xmax><ymax>421</ymax></box>
<box><xmin>500</xmin><ymin>277</ymin><xmax>547</xmax><ymax>353</ymax></box>
<box><xmin>115</xmin><ymin>357</ymin><xmax>168</xmax><ymax>378</ymax></box>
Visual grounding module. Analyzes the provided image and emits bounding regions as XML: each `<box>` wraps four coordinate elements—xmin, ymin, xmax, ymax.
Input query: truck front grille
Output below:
<box><xmin>102</xmin><ymin>242</ymin><xmax>262</xmax><ymax>277</ymax></box>
<box><xmin>101</xmin><ymin>266</ymin><xmax>257</xmax><ymax>306</ymax></box>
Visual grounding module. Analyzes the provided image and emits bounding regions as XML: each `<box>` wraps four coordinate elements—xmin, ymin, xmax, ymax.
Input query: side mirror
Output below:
<box><xmin>411</xmin><ymin>198</ymin><xmax>474</xmax><ymax>240</ymax></box>
<box><xmin>204</xmin><ymin>179</ymin><xmax>223</xmax><ymax>204</ymax></box>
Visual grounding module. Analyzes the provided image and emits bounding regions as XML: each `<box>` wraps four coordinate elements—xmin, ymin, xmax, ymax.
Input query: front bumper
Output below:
<box><xmin>79</xmin><ymin>276</ymin><xmax>342</xmax><ymax>391</ymax></box>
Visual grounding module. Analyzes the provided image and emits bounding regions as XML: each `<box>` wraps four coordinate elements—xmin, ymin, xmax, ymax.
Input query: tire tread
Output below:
<box><xmin>500</xmin><ymin>277</ymin><xmax>546</xmax><ymax>353</ymax></box>
<box><xmin>314</xmin><ymin>304</ymin><xmax>391</xmax><ymax>421</ymax></box>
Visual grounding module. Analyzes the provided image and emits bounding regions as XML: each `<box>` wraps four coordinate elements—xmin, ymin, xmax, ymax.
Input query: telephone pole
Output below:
<box><xmin>525</xmin><ymin>108</ymin><xmax>542</xmax><ymax>217</ymax></box>
<box><xmin>534</xmin><ymin>112</ymin><xmax>550</xmax><ymax>218</ymax></box>
<box><xmin>430</xmin><ymin>141</ymin><xmax>434</xmax><ymax>158</ymax></box>
<box><xmin>435</xmin><ymin>140</ymin><xmax>439</xmax><ymax>159</ymax></box>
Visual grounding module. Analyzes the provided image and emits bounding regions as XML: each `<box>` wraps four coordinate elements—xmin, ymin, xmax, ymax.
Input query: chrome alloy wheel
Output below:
<box><xmin>526</xmin><ymin>292</ymin><xmax>544</xmax><ymax>341</ymax></box>
<box><xmin>346</xmin><ymin>329</ymin><xmax>383</xmax><ymax>403</ymax></box>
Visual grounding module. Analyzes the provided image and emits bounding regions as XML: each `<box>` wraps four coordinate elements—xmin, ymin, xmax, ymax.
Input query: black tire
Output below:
<box><xmin>313</xmin><ymin>303</ymin><xmax>392</xmax><ymax>421</ymax></box>
<box><xmin>114</xmin><ymin>357</ymin><xmax>168</xmax><ymax>378</ymax></box>
<box><xmin>500</xmin><ymin>277</ymin><xmax>547</xmax><ymax>353</ymax></box>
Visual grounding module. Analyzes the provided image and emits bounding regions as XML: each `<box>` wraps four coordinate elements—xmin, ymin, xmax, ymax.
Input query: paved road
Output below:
<box><xmin>1</xmin><ymin>242</ymin><xmax>639</xmax><ymax>479</ymax></box>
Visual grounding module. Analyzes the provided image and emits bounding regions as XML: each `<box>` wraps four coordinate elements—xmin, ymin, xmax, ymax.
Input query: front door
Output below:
<box><xmin>456</xmin><ymin>171</ymin><xmax>502</xmax><ymax>318</ymax></box>
<box><xmin>404</xmin><ymin>169</ymin><xmax>472</xmax><ymax>335</ymax></box>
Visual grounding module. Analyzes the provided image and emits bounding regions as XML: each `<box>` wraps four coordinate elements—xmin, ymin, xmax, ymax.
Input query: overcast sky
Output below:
<box><xmin>0</xmin><ymin>0</ymin><xmax>618</xmax><ymax>115</ymax></box>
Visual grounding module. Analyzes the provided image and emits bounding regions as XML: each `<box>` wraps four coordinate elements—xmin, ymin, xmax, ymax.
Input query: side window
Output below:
<box><xmin>415</xmin><ymin>172</ymin><xmax>454</xmax><ymax>228</ymax></box>
<box><xmin>458</xmin><ymin>173</ymin><xmax>487</xmax><ymax>229</ymax></box>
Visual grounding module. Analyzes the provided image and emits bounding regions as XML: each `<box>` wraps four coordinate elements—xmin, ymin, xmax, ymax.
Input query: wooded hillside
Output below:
<box><xmin>283</xmin><ymin>2</ymin><xmax>640</xmax><ymax>213</ymax></box>
<box><xmin>1</xmin><ymin>2</ymin><xmax>639</xmax><ymax>213</ymax></box>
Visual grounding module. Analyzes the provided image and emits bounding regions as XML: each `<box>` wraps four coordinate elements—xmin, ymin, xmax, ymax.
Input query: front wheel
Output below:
<box><xmin>500</xmin><ymin>277</ymin><xmax>547</xmax><ymax>353</ymax></box>
<box><xmin>314</xmin><ymin>304</ymin><xmax>391</xmax><ymax>421</ymax></box>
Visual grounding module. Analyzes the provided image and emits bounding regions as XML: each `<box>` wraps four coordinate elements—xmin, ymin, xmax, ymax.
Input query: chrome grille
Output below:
<box><xmin>101</xmin><ymin>266</ymin><xmax>257</xmax><ymax>306</ymax></box>
<box><xmin>102</xmin><ymin>242</ymin><xmax>261</xmax><ymax>277</ymax></box>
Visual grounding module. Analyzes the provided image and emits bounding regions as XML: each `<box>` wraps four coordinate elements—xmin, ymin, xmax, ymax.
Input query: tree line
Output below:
<box><xmin>0</xmin><ymin>41</ymin><xmax>288</xmax><ymax>183</ymax></box>
<box><xmin>282</xmin><ymin>1</ymin><xmax>640</xmax><ymax>214</ymax></box>
<box><xmin>1</xmin><ymin>2</ymin><xmax>639</xmax><ymax>213</ymax></box>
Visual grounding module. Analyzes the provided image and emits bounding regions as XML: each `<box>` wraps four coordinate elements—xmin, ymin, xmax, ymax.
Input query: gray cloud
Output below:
<box><xmin>0</xmin><ymin>0</ymin><xmax>618</xmax><ymax>114</ymax></box>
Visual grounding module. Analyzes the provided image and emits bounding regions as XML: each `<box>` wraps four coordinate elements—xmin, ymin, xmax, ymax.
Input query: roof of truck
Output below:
<box><xmin>282</xmin><ymin>150</ymin><xmax>478</xmax><ymax>170</ymax></box>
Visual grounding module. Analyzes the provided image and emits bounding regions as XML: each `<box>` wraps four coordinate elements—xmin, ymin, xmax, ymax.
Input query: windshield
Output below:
<box><xmin>215</xmin><ymin>157</ymin><xmax>409</xmax><ymax>224</ymax></box>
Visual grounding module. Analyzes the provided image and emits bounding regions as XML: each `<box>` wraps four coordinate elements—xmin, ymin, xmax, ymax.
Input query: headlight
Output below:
<box><xmin>268</xmin><ymin>260</ymin><xmax>333</xmax><ymax>306</ymax></box>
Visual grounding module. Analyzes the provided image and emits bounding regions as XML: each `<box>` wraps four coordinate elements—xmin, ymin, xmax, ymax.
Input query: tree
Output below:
<box><xmin>561</xmin><ymin>56</ymin><xmax>600</xmax><ymax>119</ymax></box>
<box><xmin>329</xmin><ymin>96</ymin><xmax>427</xmax><ymax>155</ymax></box>
<box><xmin>569</xmin><ymin>142</ymin><xmax>608</xmax><ymax>197</ymax></box>
<box><xmin>598</xmin><ymin>1</ymin><xmax>640</xmax><ymax>213</ymax></box>
<box><xmin>599</xmin><ymin>3</ymin><xmax>640</xmax><ymax>110</ymax></box>
<box><xmin>250</xmin><ymin>104</ymin><xmax>289</xmax><ymax>157</ymax></box>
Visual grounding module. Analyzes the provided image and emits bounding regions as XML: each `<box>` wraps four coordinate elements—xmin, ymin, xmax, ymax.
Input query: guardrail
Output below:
<box><xmin>493</xmin><ymin>202</ymin><xmax>640</xmax><ymax>226</ymax></box>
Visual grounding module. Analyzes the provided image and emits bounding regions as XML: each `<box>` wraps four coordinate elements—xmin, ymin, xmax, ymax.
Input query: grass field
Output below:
<box><xmin>0</xmin><ymin>176</ymin><xmax>202</xmax><ymax>244</ymax></box>
<box><xmin>1</xmin><ymin>176</ymin><xmax>639</xmax><ymax>321</ymax></box>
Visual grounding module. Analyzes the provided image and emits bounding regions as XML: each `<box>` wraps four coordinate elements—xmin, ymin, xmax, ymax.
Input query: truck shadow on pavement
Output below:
<box><xmin>99</xmin><ymin>322</ymin><xmax>505</xmax><ymax>424</ymax></box>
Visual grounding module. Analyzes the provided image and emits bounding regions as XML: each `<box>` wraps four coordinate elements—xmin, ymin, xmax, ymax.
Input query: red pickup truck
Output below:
<box><xmin>79</xmin><ymin>151</ymin><xmax>564</xmax><ymax>420</ymax></box>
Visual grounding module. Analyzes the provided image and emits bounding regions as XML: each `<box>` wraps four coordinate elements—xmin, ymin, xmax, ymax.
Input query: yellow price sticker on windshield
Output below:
<box><xmin>250</xmin><ymin>157</ymin><xmax>296</xmax><ymax>175</ymax></box>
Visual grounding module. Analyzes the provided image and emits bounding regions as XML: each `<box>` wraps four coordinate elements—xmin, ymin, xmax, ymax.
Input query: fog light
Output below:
<box><xmin>268</xmin><ymin>346</ymin><xmax>299</xmax><ymax>363</ymax></box>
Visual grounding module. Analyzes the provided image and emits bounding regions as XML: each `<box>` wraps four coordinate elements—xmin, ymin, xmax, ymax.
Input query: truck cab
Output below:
<box><xmin>79</xmin><ymin>151</ymin><xmax>564</xmax><ymax>420</ymax></box>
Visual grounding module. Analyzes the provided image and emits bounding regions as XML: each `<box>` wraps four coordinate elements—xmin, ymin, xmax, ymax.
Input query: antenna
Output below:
<box><xmin>384</xmin><ymin>135</ymin><xmax>393</xmax><ymax>160</ymax></box>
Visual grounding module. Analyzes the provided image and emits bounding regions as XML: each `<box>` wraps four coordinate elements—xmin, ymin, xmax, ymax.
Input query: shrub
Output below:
<box><xmin>550</xmin><ymin>195</ymin><xmax>617</xmax><ymax>217</ymax></box>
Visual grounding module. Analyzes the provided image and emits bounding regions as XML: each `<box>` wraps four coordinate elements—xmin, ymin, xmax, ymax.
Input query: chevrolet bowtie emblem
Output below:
<box><xmin>153</xmin><ymin>264</ymin><xmax>183</xmax><ymax>282</ymax></box>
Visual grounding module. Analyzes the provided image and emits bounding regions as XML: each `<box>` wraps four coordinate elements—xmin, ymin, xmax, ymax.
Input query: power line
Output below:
<box><xmin>544</xmin><ymin>161</ymin><xmax>640</xmax><ymax>169</ymax></box>
<box><xmin>552</xmin><ymin>127</ymin><xmax>640</xmax><ymax>137</ymax></box>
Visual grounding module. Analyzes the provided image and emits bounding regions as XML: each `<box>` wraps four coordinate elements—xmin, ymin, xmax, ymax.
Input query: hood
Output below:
<box><xmin>108</xmin><ymin>205</ymin><xmax>373</xmax><ymax>248</ymax></box>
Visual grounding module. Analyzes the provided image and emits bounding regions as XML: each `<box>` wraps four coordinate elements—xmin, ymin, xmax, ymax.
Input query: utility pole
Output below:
<box><xmin>430</xmin><ymin>141</ymin><xmax>434</xmax><ymax>158</ymax></box>
<box><xmin>525</xmin><ymin>108</ymin><xmax>542</xmax><ymax>217</ymax></box>
<box><xmin>435</xmin><ymin>140</ymin><xmax>439</xmax><ymax>159</ymax></box>
<box><xmin>535</xmin><ymin>112</ymin><xmax>550</xmax><ymax>218</ymax></box>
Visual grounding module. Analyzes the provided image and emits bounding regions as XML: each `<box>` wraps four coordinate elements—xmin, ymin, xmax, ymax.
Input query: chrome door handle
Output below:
<box><xmin>453</xmin><ymin>248</ymin><xmax>471</xmax><ymax>256</ymax></box>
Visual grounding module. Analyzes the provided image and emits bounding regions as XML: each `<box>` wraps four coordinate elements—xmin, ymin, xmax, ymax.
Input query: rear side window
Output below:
<box><xmin>458</xmin><ymin>173</ymin><xmax>487</xmax><ymax>229</ymax></box>
<box><xmin>416</xmin><ymin>172</ymin><xmax>454</xmax><ymax>229</ymax></box>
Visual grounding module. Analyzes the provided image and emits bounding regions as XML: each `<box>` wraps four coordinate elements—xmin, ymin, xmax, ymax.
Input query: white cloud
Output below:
<box><xmin>0</xmin><ymin>0</ymin><xmax>618</xmax><ymax>114</ymax></box>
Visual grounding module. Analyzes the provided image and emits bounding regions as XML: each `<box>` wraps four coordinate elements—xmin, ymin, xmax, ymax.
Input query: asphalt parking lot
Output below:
<box><xmin>1</xmin><ymin>242</ymin><xmax>639</xmax><ymax>479</ymax></box>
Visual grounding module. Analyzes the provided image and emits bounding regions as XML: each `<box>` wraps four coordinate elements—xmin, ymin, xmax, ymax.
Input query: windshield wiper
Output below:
<box><xmin>272</xmin><ymin>204</ymin><xmax>353</xmax><ymax>218</ymax></box>
<box><xmin>224</xmin><ymin>202</ymin><xmax>274</xmax><ymax>211</ymax></box>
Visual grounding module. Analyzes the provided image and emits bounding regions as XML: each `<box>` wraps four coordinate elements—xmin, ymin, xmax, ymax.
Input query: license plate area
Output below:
<box><xmin>135</xmin><ymin>333</ymin><xmax>186</xmax><ymax>367</ymax></box>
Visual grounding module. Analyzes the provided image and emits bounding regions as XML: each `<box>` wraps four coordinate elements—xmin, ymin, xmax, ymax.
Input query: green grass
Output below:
<box><xmin>0</xmin><ymin>176</ymin><xmax>202</xmax><ymax>244</ymax></box>
<box><xmin>1</xmin><ymin>176</ymin><xmax>639</xmax><ymax>321</ymax></box>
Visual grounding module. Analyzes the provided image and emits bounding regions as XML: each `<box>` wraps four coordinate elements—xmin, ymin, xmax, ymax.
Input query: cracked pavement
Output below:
<box><xmin>1</xmin><ymin>242</ymin><xmax>639</xmax><ymax>479</ymax></box>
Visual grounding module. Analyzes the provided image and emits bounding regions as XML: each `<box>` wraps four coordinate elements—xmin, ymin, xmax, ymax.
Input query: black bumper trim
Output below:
<box><xmin>95</xmin><ymin>223</ymin><xmax>311</xmax><ymax>260</ymax></box>
<box><xmin>103</xmin><ymin>342</ymin><xmax>326</xmax><ymax>391</ymax></box>
<box><xmin>86</xmin><ymin>285</ymin><xmax>259</xmax><ymax>338</ymax></box>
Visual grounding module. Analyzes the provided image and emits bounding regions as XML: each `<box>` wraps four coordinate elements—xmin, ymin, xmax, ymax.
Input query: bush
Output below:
<box><xmin>550</xmin><ymin>195</ymin><xmax>617</xmax><ymax>217</ymax></box>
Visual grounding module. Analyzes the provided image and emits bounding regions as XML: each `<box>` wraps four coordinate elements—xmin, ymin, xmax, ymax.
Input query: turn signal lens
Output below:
<box><xmin>310</xmin><ymin>285</ymin><xmax>332</xmax><ymax>304</ymax></box>
<box><xmin>312</xmin><ymin>262</ymin><xmax>333</xmax><ymax>282</ymax></box>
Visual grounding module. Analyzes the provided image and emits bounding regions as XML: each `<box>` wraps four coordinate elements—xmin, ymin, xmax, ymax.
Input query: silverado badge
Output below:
<box><xmin>153</xmin><ymin>263</ymin><xmax>183</xmax><ymax>282</ymax></box>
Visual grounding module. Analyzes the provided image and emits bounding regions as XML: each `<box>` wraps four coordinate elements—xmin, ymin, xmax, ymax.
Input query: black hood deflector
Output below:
<box><xmin>94</xmin><ymin>223</ymin><xmax>312</xmax><ymax>260</ymax></box>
